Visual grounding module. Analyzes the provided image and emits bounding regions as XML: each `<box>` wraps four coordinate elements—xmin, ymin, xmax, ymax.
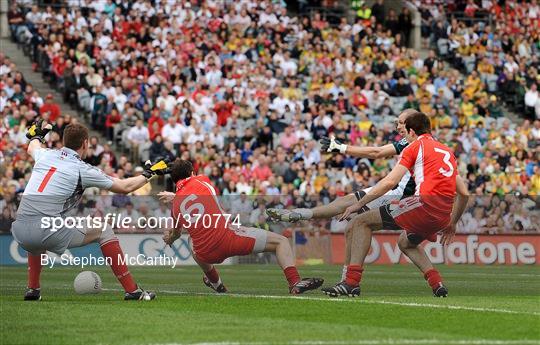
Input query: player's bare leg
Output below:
<box><xmin>268</xmin><ymin>193</ymin><xmax>360</xmax><ymax>281</ymax></box>
<box><xmin>339</xmin><ymin>218</ymin><xmax>358</xmax><ymax>282</ymax></box>
<box><xmin>23</xmin><ymin>230</ymin><xmax>99</xmax><ymax>301</ymax></box>
<box><xmin>262</xmin><ymin>231</ymin><xmax>323</xmax><ymax>294</ymax></box>
<box><xmin>322</xmin><ymin>209</ymin><xmax>382</xmax><ymax>297</ymax></box>
<box><xmin>267</xmin><ymin>193</ymin><xmax>357</xmax><ymax>222</ymax></box>
<box><xmin>193</xmin><ymin>254</ymin><xmax>227</xmax><ymax>293</ymax></box>
<box><xmin>397</xmin><ymin>232</ymin><xmax>448</xmax><ymax>297</ymax></box>
<box><xmin>24</xmin><ymin>250</ymin><xmax>45</xmax><ymax>301</ymax></box>
<box><xmin>78</xmin><ymin>226</ymin><xmax>155</xmax><ymax>300</ymax></box>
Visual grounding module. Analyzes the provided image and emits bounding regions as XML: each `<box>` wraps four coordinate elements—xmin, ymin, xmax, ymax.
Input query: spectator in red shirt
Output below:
<box><xmin>39</xmin><ymin>94</ymin><xmax>61</xmax><ymax>122</ymax></box>
<box><xmin>351</xmin><ymin>86</ymin><xmax>368</xmax><ymax>109</ymax></box>
<box><xmin>105</xmin><ymin>108</ymin><xmax>121</xmax><ymax>141</ymax></box>
<box><xmin>53</xmin><ymin>56</ymin><xmax>67</xmax><ymax>84</ymax></box>
<box><xmin>214</xmin><ymin>97</ymin><xmax>234</xmax><ymax>127</ymax></box>
<box><xmin>252</xmin><ymin>157</ymin><xmax>273</xmax><ymax>181</ymax></box>
<box><xmin>148</xmin><ymin>110</ymin><xmax>165</xmax><ymax>140</ymax></box>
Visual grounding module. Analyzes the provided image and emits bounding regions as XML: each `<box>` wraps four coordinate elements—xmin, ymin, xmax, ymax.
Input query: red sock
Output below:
<box><xmin>100</xmin><ymin>240</ymin><xmax>138</xmax><ymax>293</ymax></box>
<box><xmin>424</xmin><ymin>269</ymin><xmax>443</xmax><ymax>290</ymax></box>
<box><xmin>345</xmin><ymin>264</ymin><xmax>363</xmax><ymax>287</ymax></box>
<box><xmin>283</xmin><ymin>266</ymin><xmax>301</xmax><ymax>287</ymax></box>
<box><xmin>27</xmin><ymin>254</ymin><xmax>42</xmax><ymax>289</ymax></box>
<box><xmin>205</xmin><ymin>267</ymin><xmax>220</xmax><ymax>284</ymax></box>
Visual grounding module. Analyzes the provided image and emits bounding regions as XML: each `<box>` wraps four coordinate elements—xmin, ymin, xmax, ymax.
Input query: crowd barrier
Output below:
<box><xmin>2</xmin><ymin>233</ymin><xmax>537</xmax><ymax>266</ymax></box>
<box><xmin>329</xmin><ymin>233</ymin><xmax>539</xmax><ymax>265</ymax></box>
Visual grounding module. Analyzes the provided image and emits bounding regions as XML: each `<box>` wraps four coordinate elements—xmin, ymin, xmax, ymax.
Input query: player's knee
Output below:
<box><xmin>266</xmin><ymin>233</ymin><xmax>287</xmax><ymax>247</ymax></box>
<box><xmin>398</xmin><ymin>232</ymin><xmax>415</xmax><ymax>250</ymax></box>
<box><xmin>344</xmin><ymin>220</ymin><xmax>355</xmax><ymax>235</ymax></box>
<box><xmin>350</xmin><ymin>214</ymin><xmax>368</xmax><ymax>228</ymax></box>
<box><xmin>397</xmin><ymin>237</ymin><xmax>408</xmax><ymax>251</ymax></box>
<box><xmin>276</xmin><ymin>234</ymin><xmax>289</xmax><ymax>246</ymax></box>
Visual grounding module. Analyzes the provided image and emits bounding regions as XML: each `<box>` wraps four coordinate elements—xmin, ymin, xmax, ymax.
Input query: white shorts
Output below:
<box><xmin>234</xmin><ymin>226</ymin><xmax>268</xmax><ymax>253</ymax></box>
<box><xmin>11</xmin><ymin>216</ymin><xmax>89</xmax><ymax>255</ymax></box>
<box><xmin>354</xmin><ymin>184</ymin><xmax>406</xmax><ymax>211</ymax></box>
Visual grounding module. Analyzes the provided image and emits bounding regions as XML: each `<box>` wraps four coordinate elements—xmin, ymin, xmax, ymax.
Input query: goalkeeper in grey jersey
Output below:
<box><xmin>11</xmin><ymin>120</ymin><xmax>170</xmax><ymax>301</ymax></box>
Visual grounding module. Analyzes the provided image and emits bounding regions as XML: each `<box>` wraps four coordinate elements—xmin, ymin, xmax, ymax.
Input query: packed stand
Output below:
<box><xmin>0</xmin><ymin>52</ymin><xmax>158</xmax><ymax>234</ymax></box>
<box><xmin>2</xmin><ymin>0</ymin><xmax>539</xmax><ymax>234</ymax></box>
<box><xmin>418</xmin><ymin>0</ymin><xmax>539</xmax><ymax>120</ymax></box>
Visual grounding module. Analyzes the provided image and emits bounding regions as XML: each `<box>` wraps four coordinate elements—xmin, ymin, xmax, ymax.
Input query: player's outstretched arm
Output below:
<box><xmin>338</xmin><ymin>164</ymin><xmax>408</xmax><ymax>221</ymax></box>
<box><xmin>441</xmin><ymin>176</ymin><xmax>470</xmax><ymax>245</ymax></box>
<box><xmin>109</xmin><ymin>175</ymin><xmax>150</xmax><ymax>194</ymax></box>
<box><xmin>451</xmin><ymin>175</ymin><xmax>470</xmax><ymax>224</ymax></box>
<box><xmin>109</xmin><ymin>158</ymin><xmax>171</xmax><ymax>194</ymax></box>
<box><xmin>319</xmin><ymin>136</ymin><xmax>397</xmax><ymax>159</ymax></box>
<box><xmin>345</xmin><ymin>143</ymin><xmax>397</xmax><ymax>159</ymax></box>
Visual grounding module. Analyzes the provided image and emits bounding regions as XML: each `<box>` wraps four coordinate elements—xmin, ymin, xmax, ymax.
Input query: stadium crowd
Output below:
<box><xmin>1</xmin><ymin>0</ymin><xmax>539</xmax><ymax>235</ymax></box>
<box><xmin>419</xmin><ymin>0</ymin><xmax>540</xmax><ymax>120</ymax></box>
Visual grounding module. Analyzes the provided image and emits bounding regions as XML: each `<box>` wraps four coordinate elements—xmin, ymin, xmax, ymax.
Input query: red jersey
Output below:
<box><xmin>171</xmin><ymin>175</ymin><xmax>229</xmax><ymax>256</ymax></box>
<box><xmin>398</xmin><ymin>134</ymin><xmax>457</xmax><ymax>214</ymax></box>
<box><xmin>39</xmin><ymin>103</ymin><xmax>61</xmax><ymax>122</ymax></box>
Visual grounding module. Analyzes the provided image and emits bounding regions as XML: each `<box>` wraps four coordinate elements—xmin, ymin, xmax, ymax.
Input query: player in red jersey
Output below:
<box><xmin>161</xmin><ymin>159</ymin><xmax>323</xmax><ymax>294</ymax></box>
<box><xmin>322</xmin><ymin>112</ymin><xmax>469</xmax><ymax>297</ymax></box>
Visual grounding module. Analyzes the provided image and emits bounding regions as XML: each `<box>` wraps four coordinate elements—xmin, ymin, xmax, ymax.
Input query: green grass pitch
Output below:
<box><xmin>1</xmin><ymin>264</ymin><xmax>539</xmax><ymax>345</ymax></box>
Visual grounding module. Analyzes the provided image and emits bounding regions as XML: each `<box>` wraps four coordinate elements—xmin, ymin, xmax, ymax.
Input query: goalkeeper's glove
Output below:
<box><xmin>142</xmin><ymin>157</ymin><xmax>171</xmax><ymax>180</ymax></box>
<box><xmin>319</xmin><ymin>136</ymin><xmax>347</xmax><ymax>154</ymax></box>
<box><xmin>26</xmin><ymin>118</ymin><xmax>52</xmax><ymax>143</ymax></box>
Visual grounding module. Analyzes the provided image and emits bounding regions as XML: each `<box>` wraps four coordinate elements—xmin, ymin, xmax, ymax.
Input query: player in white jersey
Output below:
<box><xmin>267</xmin><ymin>109</ymin><xmax>423</xmax><ymax>280</ymax></box>
<box><xmin>11</xmin><ymin>120</ymin><xmax>169</xmax><ymax>301</ymax></box>
<box><xmin>266</xmin><ymin>109</ymin><xmax>417</xmax><ymax>224</ymax></box>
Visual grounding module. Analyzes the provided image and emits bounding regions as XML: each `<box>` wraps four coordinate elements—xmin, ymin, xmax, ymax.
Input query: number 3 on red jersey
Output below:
<box><xmin>434</xmin><ymin>148</ymin><xmax>454</xmax><ymax>177</ymax></box>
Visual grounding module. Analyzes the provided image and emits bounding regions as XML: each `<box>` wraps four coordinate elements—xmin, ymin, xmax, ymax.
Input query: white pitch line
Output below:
<box><xmin>148</xmin><ymin>339</ymin><xmax>540</xmax><ymax>345</ymax></box>
<box><xmin>101</xmin><ymin>288</ymin><xmax>539</xmax><ymax>316</ymax></box>
<box><xmin>3</xmin><ymin>282</ymin><xmax>536</xmax><ymax>317</ymax></box>
<box><xmin>3</xmin><ymin>284</ymin><xmax>538</xmax><ymax>316</ymax></box>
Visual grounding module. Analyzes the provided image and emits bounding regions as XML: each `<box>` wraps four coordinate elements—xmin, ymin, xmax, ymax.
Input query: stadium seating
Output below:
<box><xmin>1</xmin><ymin>1</ymin><xmax>538</xmax><ymax>234</ymax></box>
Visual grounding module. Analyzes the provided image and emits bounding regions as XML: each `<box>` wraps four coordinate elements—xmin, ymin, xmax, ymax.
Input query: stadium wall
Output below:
<box><xmin>330</xmin><ymin>233</ymin><xmax>540</xmax><ymax>265</ymax></box>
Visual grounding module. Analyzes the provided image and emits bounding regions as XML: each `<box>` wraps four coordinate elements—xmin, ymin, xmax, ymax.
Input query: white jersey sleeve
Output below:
<box><xmin>30</xmin><ymin>147</ymin><xmax>48</xmax><ymax>162</ymax></box>
<box><xmin>80</xmin><ymin>165</ymin><xmax>114</xmax><ymax>190</ymax></box>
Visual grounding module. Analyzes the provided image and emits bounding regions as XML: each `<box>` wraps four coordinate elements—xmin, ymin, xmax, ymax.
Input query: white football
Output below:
<box><xmin>74</xmin><ymin>271</ymin><xmax>102</xmax><ymax>294</ymax></box>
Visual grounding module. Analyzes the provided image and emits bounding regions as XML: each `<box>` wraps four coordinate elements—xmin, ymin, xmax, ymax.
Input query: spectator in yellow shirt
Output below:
<box><xmin>460</xmin><ymin>95</ymin><xmax>475</xmax><ymax>117</ymax></box>
<box><xmin>357</xmin><ymin>112</ymin><xmax>372</xmax><ymax>135</ymax></box>
<box><xmin>314</xmin><ymin>164</ymin><xmax>329</xmax><ymax>193</ymax></box>
<box><xmin>477</xmin><ymin>57</ymin><xmax>495</xmax><ymax>75</ymax></box>
<box><xmin>435</xmin><ymin>105</ymin><xmax>453</xmax><ymax>129</ymax></box>
<box><xmin>532</xmin><ymin>167</ymin><xmax>540</xmax><ymax>195</ymax></box>
<box><xmin>419</xmin><ymin>95</ymin><xmax>433</xmax><ymax>115</ymax></box>
<box><xmin>468</xmin><ymin>107</ymin><xmax>484</xmax><ymax>126</ymax></box>
<box><xmin>464</xmin><ymin>71</ymin><xmax>482</xmax><ymax>98</ymax></box>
